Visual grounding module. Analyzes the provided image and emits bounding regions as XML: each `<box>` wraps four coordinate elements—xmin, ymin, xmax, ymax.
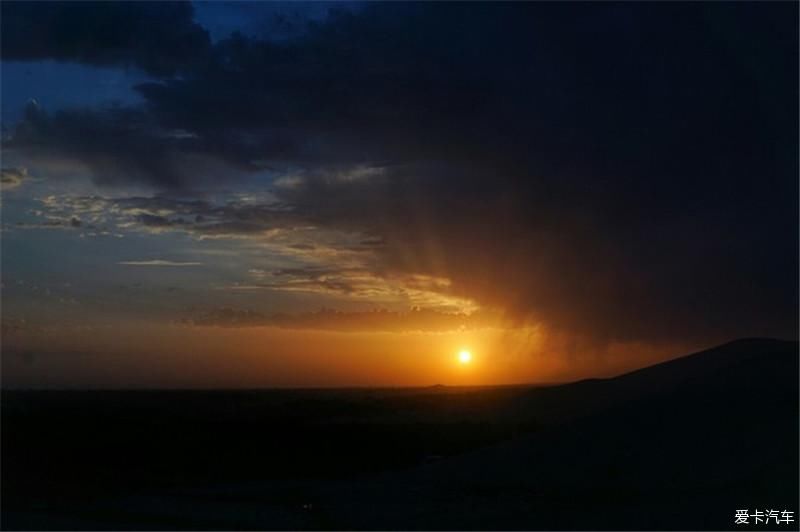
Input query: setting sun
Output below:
<box><xmin>458</xmin><ymin>350</ymin><xmax>472</xmax><ymax>364</ymax></box>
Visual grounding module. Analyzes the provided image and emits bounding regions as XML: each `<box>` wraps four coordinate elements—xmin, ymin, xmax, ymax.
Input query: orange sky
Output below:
<box><xmin>2</xmin><ymin>320</ymin><xmax>696</xmax><ymax>389</ymax></box>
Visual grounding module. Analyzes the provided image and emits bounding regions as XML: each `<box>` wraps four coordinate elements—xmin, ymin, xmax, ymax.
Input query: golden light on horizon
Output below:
<box><xmin>458</xmin><ymin>349</ymin><xmax>472</xmax><ymax>364</ymax></box>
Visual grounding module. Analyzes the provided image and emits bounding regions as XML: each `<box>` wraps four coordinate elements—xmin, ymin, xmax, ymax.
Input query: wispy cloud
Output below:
<box><xmin>181</xmin><ymin>306</ymin><xmax>500</xmax><ymax>333</ymax></box>
<box><xmin>1</xmin><ymin>167</ymin><xmax>30</xmax><ymax>191</ymax></box>
<box><xmin>118</xmin><ymin>260</ymin><xmax>202</xmax><ymax>267</ymax></box>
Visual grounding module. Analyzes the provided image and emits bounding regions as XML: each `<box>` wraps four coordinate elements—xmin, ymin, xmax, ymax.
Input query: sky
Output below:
<box><xmin>1</xmin><ymin>1</ymin><xmax>797</xmax><ymax>388</ymax></box>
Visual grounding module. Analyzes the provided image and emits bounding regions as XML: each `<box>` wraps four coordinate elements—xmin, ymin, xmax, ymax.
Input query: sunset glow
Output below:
<box><xmin>1</xmin><ymin>4</ymin><xmax>796</xmax><ymax>531</ymax></box>
<box><xmin>0</xmin><ymin>2</ymin><xmax>795</xmax><ymax>391</ymax></box>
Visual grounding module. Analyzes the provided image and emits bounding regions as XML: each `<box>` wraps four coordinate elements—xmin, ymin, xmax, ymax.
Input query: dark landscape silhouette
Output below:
<box><xmin>3</xmin><ymin>338</ymin><xmax>797</xmax><ymax>530</ymax></box>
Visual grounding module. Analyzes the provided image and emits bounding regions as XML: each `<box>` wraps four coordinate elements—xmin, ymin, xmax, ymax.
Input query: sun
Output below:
<box><xmin>458</xmin><ymin>349</ymin><xmax>472</xmax><ymax>364</ymax></box>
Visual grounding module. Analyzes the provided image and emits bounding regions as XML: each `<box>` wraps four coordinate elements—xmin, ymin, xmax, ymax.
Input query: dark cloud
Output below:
<box><xmin>5</xmin><ymin>100</ymin><xmax>260</xmax><ymax>188</ymax></box>
<box><xmin>0</xmin><ymin>1</ymin><xmax>210</xmax><ymax>76</ymax></box>
<box><xmin>3</xmin><ymin>3</ymin><xmax>797</xmax><ymax>345</ymax></box>
<box><xmin>27</xmin><ymin>194</ymin><xmax>299</xmax><ymax>237</ymax></box>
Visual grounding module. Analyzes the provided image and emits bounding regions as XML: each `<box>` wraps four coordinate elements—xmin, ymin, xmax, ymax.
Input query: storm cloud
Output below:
<box><xmin>1</xmin><ymin>0</ymin><xmax>210</xmax><ymax>76</ymax></box>
<box><xmin>2</xmin><ymin>2</ymin><xmax>797</xmax><ymax>346</ymax></box>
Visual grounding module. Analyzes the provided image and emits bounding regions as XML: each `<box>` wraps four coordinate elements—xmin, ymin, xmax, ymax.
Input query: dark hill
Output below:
<box><xmin>323</xmin><ymin>338</ymin><xmax>799</xmax><ymax>529</ymax></box>
<box><xmin>2</xmin><ymin>339</ymin><xmax>797</xmax><ymax>530</ymax></box>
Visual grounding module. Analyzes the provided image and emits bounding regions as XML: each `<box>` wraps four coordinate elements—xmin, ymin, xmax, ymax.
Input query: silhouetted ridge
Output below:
<box><xmin>3</xmin><ymin>339</ymin><xmax>796</xmax><ymax>530</ymax></box>
<box><xmin>616</xmin><ymin>337</ymin><xmax>796</xmax><ymax>380</ymax></box>
<box><xmin>324</xmin><ymin>338</ymin><xmax>799</xmax><ymax>530</ymax></box>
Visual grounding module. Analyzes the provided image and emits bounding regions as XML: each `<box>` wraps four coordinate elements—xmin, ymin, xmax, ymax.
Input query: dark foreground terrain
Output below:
<box><xmin>2</xmin><ymin>338</ymin><xmax>798</xmax><ymax>530</ymax></box>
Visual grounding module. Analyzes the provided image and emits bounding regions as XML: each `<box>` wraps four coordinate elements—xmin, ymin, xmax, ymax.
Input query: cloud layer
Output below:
<box><xmin>182</xmin><ymin>306</ymin><xmax>499</xmax><ymax>333</ymax></box>
<box><xmin>1</xmin><ymin>1</ymin><xmax>210</xmax><ymax>76</ymax></box>
<box><xmin>2</xmin><ymin>2</ymin><xmax>797</xmax><ymax>346</ymax></box>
